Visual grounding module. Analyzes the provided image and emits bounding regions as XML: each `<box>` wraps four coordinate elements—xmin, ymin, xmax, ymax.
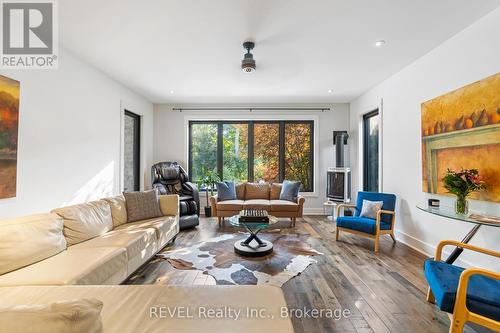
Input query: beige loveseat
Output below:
<box><xmin>0</xmin><ymin>194</ymin><xmax>179</xmax><ymax>286</ymax></box>
<box><xmin>209</xmin><ymin>182</ymin><xmax>305</xmax><ymax>227</ymax></box>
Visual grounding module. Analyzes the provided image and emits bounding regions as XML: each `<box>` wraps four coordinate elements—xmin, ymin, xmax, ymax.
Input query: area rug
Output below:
<box><xmin>157</xmin><ymin>233</ymin><xmax>322</xmax><ymax>286</ymax></box>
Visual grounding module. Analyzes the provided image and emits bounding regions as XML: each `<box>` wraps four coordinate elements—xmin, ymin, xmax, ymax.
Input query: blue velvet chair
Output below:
<box><xmin>425</xmin><ymin>240</ymin><xmax>500</xmax><ymax>333</ymax></box>
<box><xmin>336</xmin><ymin>191</ymin><xmax>396</xmax><ymax>253</ymax></box>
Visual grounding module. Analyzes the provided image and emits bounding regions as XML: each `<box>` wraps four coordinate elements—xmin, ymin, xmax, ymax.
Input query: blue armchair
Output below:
<box><xmin>336</xmin><ymin>191</ymin><xmax>396</xmax><ymax>253</ymax></box>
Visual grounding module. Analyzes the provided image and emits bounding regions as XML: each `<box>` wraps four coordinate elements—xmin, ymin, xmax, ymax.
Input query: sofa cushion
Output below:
<box><xmin>235</xmin><ymin>183</ymin><xmax>246</xmax><ymax>200</ymax></box>
<box><xmin>158</xmin><ymin>194</ymin><xmax>179</xmax><ymax>216</ymax></box>
<box><xmin>0</xmin><ymin>247</ymin><xmax>127</xmax><ymax>286</ymax></box>
<box><xmin>270</xmin><ymin>183</ymin><xmax>282</xmax><ymax>200</ymax></box>
<box><xmin>279</xmin><ymin>180</ymin><xmax>301</xmax><ymax>202</ymax></box>
<box><xmin>0</xmin><ymin>298</ymin><xmax>103</xmax><ymax>333</ymax></box>
<box><xmin>102</xmin><ymin>195</ymin><xmax>127</xmax><ymax>228</ymax></box>
<box><xmin>72</xmin><ymin>227</ymin><xmax>157</xmax><ymax>260</ymax></box>
<box><xmin>0</xmin><ymin>214</ymin><xmax>66</xmax><ymax>275</ymax></box>
<box><xmin>52</xmin><ymin>200</ymin><xmax>113</xmax><ymax>246</ymax></box>
<box><xmin>245</xmin><ymin>183</ymin><xmax>270</xmax><ymax>200</ymax></box>
<box><xmin>336</xmin><ymin>216</ymin><xmax>391</xmax><ymax>235</ymax></box>
<box><xmin>424</xmin><ymin>260</ymin><xmax>500</xmax><ymax>321</ymax></box>
<box><xmin>123</xmin><ymin>189</ymin><xmax>162</xmax><ymax>223</ymax></box>
<box><xmin>217</xmin><ymin>200</ymin><xmax>245</xmax><ymax>211</ymax></box>
<box><xmin>270</xmin><ymin>200</ymin><xmax>299</xmax><ymax>212</ymax></box>
<box><xmin>244</xmin><ymin>199</ymin><xmax>271</xmax><ymax>210</ymax></box>
<box><xmin>0</xmin><ymin>285</ymin><xmax>294</xmax><ymax>333</ymax></box>
<box><xmin>217</xmin><ymin>181</ymin><xmax>237</xmax><ymax>201</ymax></box>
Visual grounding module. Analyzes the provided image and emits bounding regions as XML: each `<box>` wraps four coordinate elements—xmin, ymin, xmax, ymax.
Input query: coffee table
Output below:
<box><xmin>228</xmin><ymin>215</ymin><xmax>278</xmax><ymax>257</ymax></box>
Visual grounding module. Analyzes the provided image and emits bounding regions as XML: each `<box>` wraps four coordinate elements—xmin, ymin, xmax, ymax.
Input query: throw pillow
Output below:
<box><xmin>0</xmin><ymin>298</ymin><xmax>103</xmax><ymax>333</ymax></box>
<box><xmin>123</xmin><ymin>189</ymin><xmax>162</xmax><ymax>223</ymax></box>
<box><xmin>359</xmin><ymin>200</ymin><xmax>383</xmax><ymax>219</ymax></box>
<box><xmin>270</xmin><ymin>183</ymin><xmax>282</xmax><ymax>200</ymax></box>
<box><xmin>279</xmin><ymin>180</ymin><xmax>301</xmax><ymax>202</ymax></box>
<box><xmin>216</xmin><ymin>181</ymin><xmax>237</xmax><ymax>201</ymax></box>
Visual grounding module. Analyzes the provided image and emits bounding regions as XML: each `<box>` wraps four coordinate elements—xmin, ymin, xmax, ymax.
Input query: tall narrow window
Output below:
<box><xmin>363</xmin><ymin>110</ymin><xmax>379</xmax><ymax>192</ymax></box>
<box><xmin>285</xmin><ymin>122</ymin><xmax>313</xmax><ymax>191</ymax></box>
<box><xmin>223</xmin><ymin>123</ymin><xmax>248</xmax><ymax>182</ymax></box>
<box><xmin>124</xmin><ymin>110</ymin><xmax>140</xmax><ymax>191</ymax></box>
<box><xmin>189</xmin><ymin>123</ymin><xmax>218</xmax><ymax>184</ymax></box>
<box><xmin>253</xmin><ymin>123</ymin><xmax>279</xmax><ymax>183</ymax></box>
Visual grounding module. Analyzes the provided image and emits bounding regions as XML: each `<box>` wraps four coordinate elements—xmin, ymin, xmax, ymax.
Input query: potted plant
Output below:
<box><xmin>201</xmin><ymin>170</ymin><xmax>220</xmax><ymax>217</ymax></box>
<box><xmin>442</xmin><ymin>168</ymin><xmax>486</xmax><ymax>215</ymax></box>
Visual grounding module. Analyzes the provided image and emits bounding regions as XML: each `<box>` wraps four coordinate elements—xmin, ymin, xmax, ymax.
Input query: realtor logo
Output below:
<box><xmin>1</xmin><ymin>0</ymin><xmax>58</xmax><ymax>68</ymax></box>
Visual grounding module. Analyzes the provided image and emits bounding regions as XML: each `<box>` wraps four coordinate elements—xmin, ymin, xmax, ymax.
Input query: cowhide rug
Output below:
<box><xmin>158</xmin><ymin>233</ymin><xmax>321</xmax><ymax>286</ymax></box>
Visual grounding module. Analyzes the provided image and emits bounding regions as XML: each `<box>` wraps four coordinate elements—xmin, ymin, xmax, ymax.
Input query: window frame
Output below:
<box><xmin>363</xmin><ymin>109</ymin><xmax>379</xmax><ymax>192</ymax></box>
<box><xmin>188</xmin><ymin>120</ymin><xmax>314</xmax><ymax>192</ymax></box>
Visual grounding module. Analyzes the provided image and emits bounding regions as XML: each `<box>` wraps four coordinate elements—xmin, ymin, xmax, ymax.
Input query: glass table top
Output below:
<box><xmin>416</xmin><ymin>204</ymin><xmax>500</xmax><ymax>228</ymax></box>
<box><xmin>228</xmin><ymin>215</ymin><xmax>278</xmax><ymax>229</ymax></box>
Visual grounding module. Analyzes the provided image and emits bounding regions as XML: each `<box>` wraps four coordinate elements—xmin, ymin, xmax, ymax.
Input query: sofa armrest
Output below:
<box><xmin>209</xmin><ymin>195</ymin><xmax>218</xmax><ymax>216</ymax></box>
<box><xmin>297</xmin><ymin>195</ymin><xmax>305</xmax><ymax>217</ymax></box>
<box><xmin>159</xmin><ymin>194</ymin><xmax>179</xmax><ymax>216</ymax></box>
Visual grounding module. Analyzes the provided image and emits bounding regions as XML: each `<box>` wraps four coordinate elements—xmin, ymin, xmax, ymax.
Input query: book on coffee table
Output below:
<box><xmin>239</xmin><ymin>209</ymin><xmax>269</xmax><ymax>223</ymax></box>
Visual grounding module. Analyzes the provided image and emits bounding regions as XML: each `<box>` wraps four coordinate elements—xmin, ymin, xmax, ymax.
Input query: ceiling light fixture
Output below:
<box><xmin>374</xmin><ymin>40</ymin><xmax>386</xmax><ymax>47</ymax></box>
<box><xmin>169</xmin><ymin>90</ymin><xmax>174</xmax><ymax>94</ymax></box>
<box><xmin>328</xmin><ymin>89</ymin><xmax>333</xmax><ymax>94</ymax></box>
<box><xmin>241</xmin><ymin>41</ymin><xmax>256</xmax><ymax>73</ymax></box>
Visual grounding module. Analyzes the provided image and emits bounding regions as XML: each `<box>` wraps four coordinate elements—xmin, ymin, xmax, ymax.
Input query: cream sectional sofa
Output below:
<box><xmin>0</xmin><ymin>194</ymin><xmax>294</xmax><ymax>332</ymax></box>
<box><xmin>0</xmin><ymin>194</ymin><xmax>179</xmax><ymax>286</ymax></box>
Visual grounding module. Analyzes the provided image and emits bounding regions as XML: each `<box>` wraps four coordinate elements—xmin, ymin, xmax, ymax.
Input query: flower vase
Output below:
<box><xmin>455</xmin><ymin>196</ymin><xmax>469</xmax><ymax>215</ymax></box>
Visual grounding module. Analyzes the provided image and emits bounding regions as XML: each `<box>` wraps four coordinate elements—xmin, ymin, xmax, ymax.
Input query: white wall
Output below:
<box><xmin>349</xmin><ymin>8</ymin><xmax>500</xmax><ymax>270</ymax></box>
<box><xmin>0</xmin><ymin>47</ymin><xmax>153</xmax><ymax>218</ymax></box>
<box><xmin>153</xmin><ymin>104</ymin><xmax>350</xmax><ymax>213</ymax></box>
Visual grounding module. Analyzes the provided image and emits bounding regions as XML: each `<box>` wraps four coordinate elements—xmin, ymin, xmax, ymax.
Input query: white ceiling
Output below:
<box><xmin>60</xmin><ymin>0</ymin><xmax>499</xmax><ymax>104</ymax></box>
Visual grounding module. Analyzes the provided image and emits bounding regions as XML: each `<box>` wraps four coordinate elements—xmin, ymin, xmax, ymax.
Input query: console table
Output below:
<box><xmin>417</xmin><ymin>204</ymin><xmax>500</xmax><ymax>264</ymax></box>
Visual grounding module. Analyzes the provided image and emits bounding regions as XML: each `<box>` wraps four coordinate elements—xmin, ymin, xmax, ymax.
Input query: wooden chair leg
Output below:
<box><xmin>335</xmin><ymin>227</ymin><xmax>339</xmax><ymax>241</ymax></box>
<box><xmin>292</xmin><ymin>217</ymin><xmax>296</xmax><ymax>227</ymax></box>
<box><xmin>390</xmin><ymin>232</ymin><xmax>396</xmax><ymax>243</ymax></box>
<box><xmin>426</xmin><ymin>287</ymin><xmax>435</xmax><ymax>304</ymax></box>
<box><xmin>449</xmin><ymin>313</ymin><xmax>466</xmax><ymax>333</ymax></box>
<box><xmin>374</xmin><ymin>235</ymin><xmax>380</xmax><ymax>253</ymax></box>
<box><xmin>217</xmin><ymin>217</ymin><xmax>221</xmax><ymax>227</ymax></box>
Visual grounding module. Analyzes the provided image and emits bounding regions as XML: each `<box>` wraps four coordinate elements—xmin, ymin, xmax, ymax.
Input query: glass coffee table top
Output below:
<box><xmin>228</xmin><ymin>215</ymin><xmax>278</xmax><ymax>229</ymax></box>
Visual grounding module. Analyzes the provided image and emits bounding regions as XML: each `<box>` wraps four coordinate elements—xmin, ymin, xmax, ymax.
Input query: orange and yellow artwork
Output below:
<box><xmin>421</xmin><ymin>72</ymin><xmax>500</xmax><ymax>203</ymax></box>
<box><xmin>0</xmin><ymin>75</ymin><xmax>19</xmax><ymax>199</ymax></box>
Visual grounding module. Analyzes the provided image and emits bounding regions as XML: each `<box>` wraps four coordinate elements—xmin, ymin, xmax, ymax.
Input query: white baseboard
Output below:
<box><xmin>303</xmin><ymin>208</ymin><xmax>324</xmax><ymax>215</ymax></box>
<box><xmin>394</xmin><ymin>229</ymin><xmax>473</xmax><ymax>268</ymax></box>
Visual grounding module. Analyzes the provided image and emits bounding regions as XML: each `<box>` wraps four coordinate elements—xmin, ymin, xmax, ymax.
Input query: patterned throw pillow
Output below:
<box><xmin>359</xmin><ymin>200</ymin><xmax>383</xmax><ymax>219</ymax></box>
<box><xmin>279</xmin><ymin>180</ymin><xmax>301</xmax><ymax>202</ymax></box>
<box><xmin>216</xmin><ymin>181</ymin><xmax>237</xmax><ymax>201</ymax></box>
<box><xmin>123</xmin><ymin>189</ymin><xmax>162</xmax><ymax>223</ymax></box>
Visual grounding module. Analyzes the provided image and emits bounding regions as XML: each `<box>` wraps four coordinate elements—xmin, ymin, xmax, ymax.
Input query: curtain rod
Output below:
<box><xmin>171</xmin><ymin>107</ymin><xmax>331</xmax><ymax>112</ymax></box>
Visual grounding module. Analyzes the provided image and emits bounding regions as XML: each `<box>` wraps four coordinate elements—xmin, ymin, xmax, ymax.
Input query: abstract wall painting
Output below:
<box><xmin>421</xmin><ymin>72</ymin><xmax>500</xmax><ymax>203</ymax></box>
<box><xmin>0</xmin><ymin>75</ymin><xmax>20</xmax><ymax>199</ymax></box>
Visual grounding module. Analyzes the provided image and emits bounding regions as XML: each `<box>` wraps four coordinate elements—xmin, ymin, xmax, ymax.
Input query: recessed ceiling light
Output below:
<box><xmin>169</xmin><ymin>90</ymin><xmax>174</xmax><ymax>94</ymax></box>
<box><xmin>374</xmin><ymin>40</ymin><xmax>386</xmax><ymax>47</ymax></box>
<box><xmin>328</xmin><ymin>89</ymin><xmax>333</xmax><ymax>94</ymax></box>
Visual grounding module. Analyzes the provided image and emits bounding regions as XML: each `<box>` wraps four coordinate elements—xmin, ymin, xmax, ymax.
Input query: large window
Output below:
<box><xmin>363</xmin><ymin>110</ymin><xmax>379</xmax><ymax>192</ymax></box>
<box><xmin>189</xmin><ymin>120</ymin><xmax>314</xmax><ymax>191</ymax></box>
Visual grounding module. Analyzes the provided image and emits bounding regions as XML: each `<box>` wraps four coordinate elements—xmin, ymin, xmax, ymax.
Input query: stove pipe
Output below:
<box><xmin>333</xmin><ymin>131</ymin><xmax>349</xmax><ymax>167</ymax></box>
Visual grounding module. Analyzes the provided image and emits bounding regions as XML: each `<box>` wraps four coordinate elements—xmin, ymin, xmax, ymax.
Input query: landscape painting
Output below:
<box><xmin>421</xmin><ymin>72</ymin><xmax>500</xmax><ymax>203</ymax></box>
<box><xmin>0</xmin><ymin>75</ymin><xmax>20</xmax><ymax>199</ymax></box>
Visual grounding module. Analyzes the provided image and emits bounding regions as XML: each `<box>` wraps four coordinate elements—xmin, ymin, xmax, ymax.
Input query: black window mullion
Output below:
<box><xmin>248</xmin><ymin>122</ymin><xmax>254</xmax><ymax>182</ymax></box>
<box><xmin>279</xmin><ymin>121</ymin><xmax>285</xmax><ymax>182</ymax></box>
<box><xmin>217</xmin><ymin>122</ymin><xmax>223</xmax><ymax>180</ymax></box>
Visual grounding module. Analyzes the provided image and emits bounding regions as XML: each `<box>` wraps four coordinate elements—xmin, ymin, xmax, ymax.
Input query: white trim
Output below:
<box><xmin>183</xmin><ymin>114</ymin><xmax>320</xmax><ymax>197</ymax></box>
<box><xmin>394</xmin><ymin>229</ymin><xmax>473</xmax><ymax>268</ymax></box>
<box><xmin>119</xmin><ymin>101</ymin><xmax>125</xmax><ymax>193</ymax></box>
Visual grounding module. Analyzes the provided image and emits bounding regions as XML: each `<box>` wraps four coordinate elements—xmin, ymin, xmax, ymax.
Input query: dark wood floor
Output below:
<box><xmin>126</xmin><ymin>216</ymin><xmax>486</xmax><ymax>333</ymax></box>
